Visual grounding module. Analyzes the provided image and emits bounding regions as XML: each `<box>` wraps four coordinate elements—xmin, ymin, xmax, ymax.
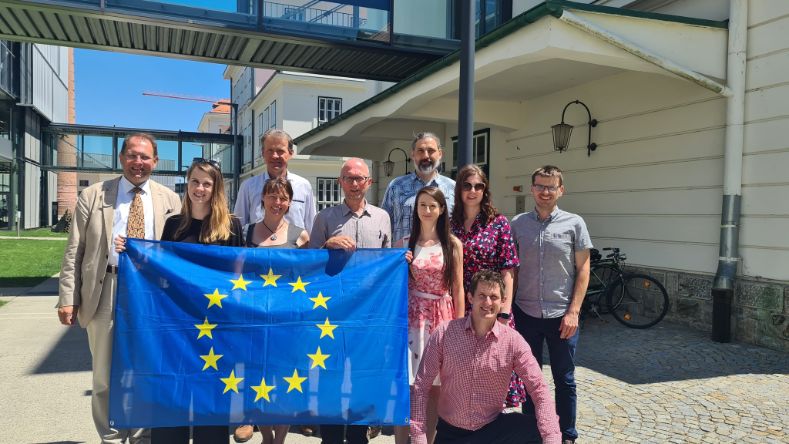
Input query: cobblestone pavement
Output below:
<box><xmin>571</xmin><ymin>317</ymin><xmax>788</xmax><ymax>443</ymax></box>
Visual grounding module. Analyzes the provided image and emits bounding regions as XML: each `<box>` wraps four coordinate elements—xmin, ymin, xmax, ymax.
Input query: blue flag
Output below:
<box><xmin>109</xmin><ymin>239</ymin><xmax>409</xmax><ymax>428</ymax></box>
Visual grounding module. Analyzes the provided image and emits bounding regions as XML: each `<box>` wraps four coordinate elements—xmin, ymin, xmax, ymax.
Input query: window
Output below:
<box><xmin>316</xmin><ymin>177</ymin><xmax>343</xmax><ymax>211</ymax></box>
<box><xmin>79</xmin><ymin>180</ymin><xmax>89</xmax><ymax>187</ymax></box>
<box><xmin>451</xmin><ymin>0</ymin><xmax>512</xmax><ymax>39</ymax></box>
<box><xmin>451</xmin><ymin>128</ymin><xmax>490</xmax><ymax>178</ymax></box>
<box><xmin>259</xmin><ymin>100</ymin><xmax>277</xmax><ymax>132</ymax></box>
<box><xmin>318</xmin><ymin>97</ymin><xmax>342</xmax><ymax>124</ymax></box>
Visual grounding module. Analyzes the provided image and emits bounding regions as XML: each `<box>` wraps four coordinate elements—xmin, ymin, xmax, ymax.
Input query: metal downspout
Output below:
<box><xmin>557</xmin><ymin>10</ymin><xmax>731</xmax><ymax>96</ymax></box>
<box><xmin>711</xmin><ymin>0</ymin><xmax>747</xmax><ymax>342</ymax></box>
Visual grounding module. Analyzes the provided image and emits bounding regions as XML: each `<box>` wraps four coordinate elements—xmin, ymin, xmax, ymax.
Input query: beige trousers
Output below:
<box><xmin>86</xmin><ymin>273</ymin><xmax>150</xmax><ymax>444</ymax></box>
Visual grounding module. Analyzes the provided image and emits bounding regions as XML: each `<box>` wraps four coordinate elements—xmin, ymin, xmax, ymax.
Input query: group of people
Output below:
<box><xmin>57</xmin><ymin>129</ymin><xmax>591</xmax><ymax>444</ymax></box>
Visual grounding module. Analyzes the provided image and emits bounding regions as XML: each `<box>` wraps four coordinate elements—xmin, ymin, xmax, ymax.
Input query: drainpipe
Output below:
<box><xmin>711</xmin><ymin>0</ymin><xmax>747</xmax><ymax>343</ymax></box>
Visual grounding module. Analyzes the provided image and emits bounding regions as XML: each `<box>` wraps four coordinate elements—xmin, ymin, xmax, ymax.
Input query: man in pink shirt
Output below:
<box><xmin>411</xmin><ymin>270</ymin><xmax>561</xmax><ymax>444</ymax></box>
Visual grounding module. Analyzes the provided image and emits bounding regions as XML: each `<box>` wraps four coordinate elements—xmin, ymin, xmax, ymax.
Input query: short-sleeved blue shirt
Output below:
<box><xmin>511</xmin><ymin>207</ymin><xmax>592</xmax><ymax>319</ymax></box>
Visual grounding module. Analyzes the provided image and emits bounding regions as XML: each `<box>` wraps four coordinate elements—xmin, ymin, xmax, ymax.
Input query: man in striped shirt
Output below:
<box><xmin>411</xmin><ymin>270</ymin><xmax>561</xmax><ymax>444</ymax></box>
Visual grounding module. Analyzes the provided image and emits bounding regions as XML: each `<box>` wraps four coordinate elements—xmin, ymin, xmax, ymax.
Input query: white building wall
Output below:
<box><xmin>481</xmin><ymin>71</ymin><xmax>728</xmax><ymax>278</ymax></box>
<box><xmin>738</xmin><ymin>0</ymin><xmax>789</xmax><ymax>281</ymax></box>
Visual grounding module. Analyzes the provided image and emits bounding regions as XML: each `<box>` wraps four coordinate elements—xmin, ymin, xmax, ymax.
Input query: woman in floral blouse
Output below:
<box><xmin>450</xmin><ymin>164</ymin><xmax>525</xmax><ymax>408</ymax></box>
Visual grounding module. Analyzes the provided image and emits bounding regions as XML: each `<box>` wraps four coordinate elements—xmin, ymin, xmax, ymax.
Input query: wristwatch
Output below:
<box><xmin>496</xmin><ymin>312</ymin><xmax>511</xmax><ymax>320</ymax></box>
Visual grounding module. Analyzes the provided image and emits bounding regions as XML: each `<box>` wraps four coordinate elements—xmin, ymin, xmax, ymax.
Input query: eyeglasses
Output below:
<box><xmin>462</xmin><ymin>182</ymin><xmax>486</xmax><ymax>192</ymax></box>
<box><xmin>192</xmin><ymin>157</ymin><xmax>221</xmax><ymax>170</ymax></box>
<box><xmin>532</xmin><ymin>184</ymin><xmax>559</xmax><ymax>193</ymax></box>
<box><xmin>341</xmin><ymin>176</ymin><xmax>370</xmax><ymax>184</ymax></box>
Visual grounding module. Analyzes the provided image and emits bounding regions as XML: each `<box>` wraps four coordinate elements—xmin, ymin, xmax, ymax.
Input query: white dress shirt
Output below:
<box><xmin>109</xmin><ymin>177</ymin><xmax>155</xmax><ymax>266</ymax></box>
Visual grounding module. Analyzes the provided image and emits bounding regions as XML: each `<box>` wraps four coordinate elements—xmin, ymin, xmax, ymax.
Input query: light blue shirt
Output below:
<box><xmin>511</xmin><ymin>207</ymin><xmax>593</xmax><ymax>319</ymax></box>
<box><xmin>381</xmin><ymin>172</ymin><xmax>455</xmax><ymax>243</ymax></box>
<box><xmin>233</xmin><ymin>171</ymin><xmax>317</xmax><ymax>233</ymax></box>
<box><xmin>110</xmin><ymin>177</ymin><xmax>155</xmax><ymax>266</ymax></box>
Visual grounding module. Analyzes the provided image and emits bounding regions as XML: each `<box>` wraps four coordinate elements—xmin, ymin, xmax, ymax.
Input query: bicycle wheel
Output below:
<box><xmin>607</xmin><ymin>273</ymin><xmax>669</xmax><ymax>329</ymax></box>
<box><xmin>588</xmin><ymin>264</ymin><xmax>625</xmax><ymax>314</ymax></box>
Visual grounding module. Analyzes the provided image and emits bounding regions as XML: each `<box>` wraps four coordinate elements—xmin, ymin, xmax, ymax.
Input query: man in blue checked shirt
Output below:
<box><xmin>381</xmin><ymin>132</ymin><xmax>455</xmax><ymax>243</ymax></box>
<box><xmin>511</xmin><ymin>165</ymin><xmax>592</xmax><ymax>444</ymax></box>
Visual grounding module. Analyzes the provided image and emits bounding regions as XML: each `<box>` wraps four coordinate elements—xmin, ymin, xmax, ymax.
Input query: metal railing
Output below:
<box><xmin>263</xmin><ymin>1</ymin><xmax>368</xmax><ymax>29</ymax></box>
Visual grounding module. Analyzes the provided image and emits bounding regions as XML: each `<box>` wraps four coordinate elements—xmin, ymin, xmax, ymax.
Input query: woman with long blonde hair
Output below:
<box><xmin>164</xmin><ymin>158</ymin><xmax>242</xmax><ymax>246</ymax></box>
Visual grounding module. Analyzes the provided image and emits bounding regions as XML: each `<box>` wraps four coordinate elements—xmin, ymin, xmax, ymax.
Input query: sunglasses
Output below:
<box><xmin>192</xmin><ymin>157</ymin><xmax>221</xmax><ymax>170</ymax></box>
<box><xmin>462</xmin><ymin>182</ymin><xmax>486</xmax><ymax>192</ymax></box>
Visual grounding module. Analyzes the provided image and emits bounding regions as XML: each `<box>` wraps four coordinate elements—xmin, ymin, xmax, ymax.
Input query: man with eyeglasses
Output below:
<box><xmin>308</xmin><ymin>158</ymin><xmax>391</xmax><ymax>444</ymax></box>
<box><xmin>234</xmin><ymin>128</ymin><xmax>316</xmax><ymax>233</ymax></box>
<box><xmin>57</xmin><ymin>133</ymin><xmax>182</xmax><ymax>444</ymax></box>
<box><xmin>510</xmin><ymin>165</ymin><xmax>592</xmax><ymax>444</ymax></box>
<box><xmin>310</xmin><ymin>157</ymin><xmax>391</xmax><ymax>251</ymax></box>
<box><xmin>381</xmin><ymin>132</ymin><xmax>455</xmax><ymax>242</ymax></box>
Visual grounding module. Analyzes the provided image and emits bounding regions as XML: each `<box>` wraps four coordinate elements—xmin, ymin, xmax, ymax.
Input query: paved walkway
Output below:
<box><xmin>0</xmin><ymin>279</ymin><xmax>786</xmax><ymax>443</ymax></box>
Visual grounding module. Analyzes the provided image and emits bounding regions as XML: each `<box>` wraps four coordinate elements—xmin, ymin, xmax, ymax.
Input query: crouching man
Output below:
<box><xmin>410</xmin><ymin>270</ymin><xmax>561</xmax><ymax>444</ymax></box>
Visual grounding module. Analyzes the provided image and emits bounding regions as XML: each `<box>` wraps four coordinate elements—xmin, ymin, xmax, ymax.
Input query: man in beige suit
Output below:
<box><xmin>58</xmin><ymin>133</ymin><xmax>181</xmax><ymax>444</ymax></box>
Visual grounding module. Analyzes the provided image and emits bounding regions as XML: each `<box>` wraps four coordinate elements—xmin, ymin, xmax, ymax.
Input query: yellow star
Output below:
<box><xmin>195</xmin><ymin>317</ymin><xmax>217</xmax><ymax>340</ymax></box>
<box><xmin>316</xmin><ymin>317</ymin><xmax>337</xmax><ymax>339</ymax></box>
<box><xmin>200</xmin><ymin>347</ymin><xmax>223</xmax><ymax>371</ymax></box>
<box><xmin>204</xmin><ymin>288</ymin><xmax>228</xmax><ymax>309</ymax></box>
<box><xmin>230</xmin><ymin>274</ymin><xmax>252</xmax><ymax>291</ymax></box>
<box><xmin>309</xmin><ymin>292</ymin><xmax>331</xmax><ymax>310</ymax></box>
<box><xmin>250</xmin><ymin>376</ymin><xmax>276</xmax><ymax>402</ymax></box>
<box><xmin>307</xmin><ymin>346</ymin><xmax>331</xmax><ymax>369</ymax></box>
<box><xmin>260</xmin><ymin>268</ymin><xmax>282</xmax><ymax>287</ymax></box>
<box><xmin>220</xmin><ymin>370</ymin><xmax>243</xmax><ymax>394</ymax></box>
<box><xmin>283</xmin><ymin>369</ymin><xmax>307</xmax><ymax>393</ymax></box>
<box><xmin>288</xmin><ymin>276</ymin><xmax>310</xmax><ymax>293</ymax></box>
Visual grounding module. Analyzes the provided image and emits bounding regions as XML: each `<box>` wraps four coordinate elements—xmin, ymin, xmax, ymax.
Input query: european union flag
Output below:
<box><xmin>109</xmin><ymin>239</ymin><xmax>409</xmax><ymax>428</ymax></box>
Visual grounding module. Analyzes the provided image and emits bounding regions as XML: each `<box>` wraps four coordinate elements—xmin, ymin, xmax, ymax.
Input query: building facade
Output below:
<box><xmin>0</xmin><ymin>41</ymin><xmax>68</xmax><ymax>230</ymax></box>
<box><xmin>297</xmin><ymin>0</ymin><xmax>789</xmax><ymax>351</ymax></box>
<box><xmin>225</xmin><ymin>65</ymin><xmax>390</xmax><ymax>208</ymax></box>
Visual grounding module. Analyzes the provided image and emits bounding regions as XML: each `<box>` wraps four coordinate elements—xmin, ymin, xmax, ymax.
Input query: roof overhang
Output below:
<box><xmin>296</xmin><ymin>2</ymin><xmax>728</xmax><ymax>158</ymax></box>
<box><xmin>0</xmin><ymin>0</ymin><xmax>456</xmax><ymax>82</ymax></box>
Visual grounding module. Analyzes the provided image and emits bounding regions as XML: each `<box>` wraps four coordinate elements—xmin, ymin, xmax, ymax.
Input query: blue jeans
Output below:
<box><xmin>513</xmin><ymin>305</ymin><xmax>579</xmax><ymax>441</ymax></box>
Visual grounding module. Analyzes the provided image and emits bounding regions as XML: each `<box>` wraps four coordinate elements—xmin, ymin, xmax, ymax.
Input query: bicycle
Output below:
<box><xmin>607</xmin><ymin>272</ymin><xmax>669</xmax><ymax>329</ymax></box>
<box><xmin>582</xmin><ymin>248</ymin><xmax>627</xmax><ymax>323</ymax></box>
<box><xmin>582</xmin><ymin>247</ymin><xmax>670</xmax><ymax>329</ymax></box>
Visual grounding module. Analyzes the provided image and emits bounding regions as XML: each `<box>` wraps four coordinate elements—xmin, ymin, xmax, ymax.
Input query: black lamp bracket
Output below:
<box><xmin>560</xmin><ymin>100</ymin><xmax>598</xmax><ymax>156</ymax></box>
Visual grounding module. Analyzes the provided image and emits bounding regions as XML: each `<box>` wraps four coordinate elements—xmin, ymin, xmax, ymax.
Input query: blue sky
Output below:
<box><xmin>75</xmin><ymin>49</ymin><xmax>229</xmax><ymax>132</ymax></box>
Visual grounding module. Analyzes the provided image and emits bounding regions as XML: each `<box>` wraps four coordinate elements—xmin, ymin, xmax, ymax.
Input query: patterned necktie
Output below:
<box><xmin>127</xmin><ymin>186</ymin><xmax>145</xmax><ymax>238</ymax></box>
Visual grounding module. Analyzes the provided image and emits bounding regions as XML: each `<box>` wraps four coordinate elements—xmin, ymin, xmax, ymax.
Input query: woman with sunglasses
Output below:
<box><xmin>241</xmin><ymin>177</ymin><xmax>308</xmax><ymax>444</ymax></box>
<box><xmin>450</xmin><ymin>164</ymin><xmax>525</xmax><ymax>409</ymax></box>
<box><xmin>116</xmin><ymin>158</ymin><xmax>243</xmax><ymax>443</ymax></box>
<box><xmin>394</xmin><ymin>186</ymin><xmax>463</xmax><ymax>444</ymax></box>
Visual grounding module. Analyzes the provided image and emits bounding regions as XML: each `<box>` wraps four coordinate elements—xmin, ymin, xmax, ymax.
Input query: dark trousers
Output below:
<box><xmin>435</xmin><ymin>413</ymin><xmax>541</xmax><ymax>444</ymax></box>
<box><xmin>151</xmin><ymin>425</ymin><xmax>228</xmax><ymax>443</ymax></box>
<box><xmin>320</xmin><ymin>424</ymin><xmax>368</xmax><ymax>444</ymax></box>
<box><xmin>513</xmin><ymin>305</ymin><xmax>579</xmax><ymax>441</ymax></box>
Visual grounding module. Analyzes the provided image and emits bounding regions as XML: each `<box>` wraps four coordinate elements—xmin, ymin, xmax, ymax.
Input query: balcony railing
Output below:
<box><xmin>264</xmin><ymin>1</ymin><xmax>368</xmax><ymax>30</ymax></box>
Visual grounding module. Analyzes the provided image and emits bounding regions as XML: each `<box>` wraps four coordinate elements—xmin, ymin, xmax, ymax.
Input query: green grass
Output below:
<box><xmin>0</xmin><ymin>227</ymin><xmax>68</xmax><ymax>238</ymax></box>
<box><xmin>0</xmin><ymin>300</ymin><xmax>7</xmax><ymax>308</ymax></box>
<box><xmin>0</xmin><ymin>238</ymin><xmax>67</xmax><ymax>287</ymax></box>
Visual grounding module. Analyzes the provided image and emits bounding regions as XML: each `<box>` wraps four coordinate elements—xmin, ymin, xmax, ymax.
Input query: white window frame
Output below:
<box><xmin>318</xmin><ymin>96</ymin><xmax>342</xmax><ymax>124</ymax></box>
<box><xmin>316</xmin><ymin>177</ymin><xmax>343</xmax><ymax>211</ymax></box>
